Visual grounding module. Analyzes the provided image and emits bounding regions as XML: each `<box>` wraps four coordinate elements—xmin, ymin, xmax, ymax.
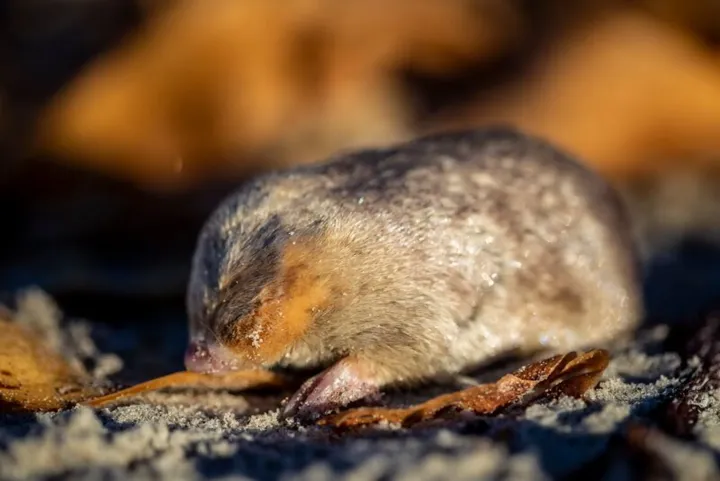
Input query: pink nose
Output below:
<box><xmin>184</xmin><ymin>340</ymin><xmax>242</xmax><ymax>373</ymax></box>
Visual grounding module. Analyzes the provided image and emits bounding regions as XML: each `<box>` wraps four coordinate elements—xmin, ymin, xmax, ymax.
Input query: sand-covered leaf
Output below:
<box><xmin>320</xmin><ymin>349</ymin><xmax>610</xmax><ymax>429</ymax></box>
<box><xmin>0</xmin><ymin>318</ymin><xmax>101</xmax><ymax>412</ymax></box>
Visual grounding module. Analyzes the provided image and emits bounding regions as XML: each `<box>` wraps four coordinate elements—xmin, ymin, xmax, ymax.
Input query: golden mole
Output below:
<box><xmin>184</xmin><ymin>128</ymin><xmax>642</xmax><ymax>420</ymax></box>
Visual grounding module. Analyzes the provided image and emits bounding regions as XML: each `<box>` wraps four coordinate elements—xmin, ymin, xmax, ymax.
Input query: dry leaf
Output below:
<box><xmin>84</xmin><ymin>369</ymin><xmax>291</xmax><ymax>408</ymax></box>
<box><xmin>0</xmin><ymin>319</ymin><xmax>101</xmax><ymax>413</ymax></box>
<box><xmin>319</xmin><ymin>349</ymin><xmax>609</xmax><ymax>429</ymax></box>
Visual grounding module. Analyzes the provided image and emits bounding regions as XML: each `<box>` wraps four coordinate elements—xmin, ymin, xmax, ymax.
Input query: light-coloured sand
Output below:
<box><xmin>1</xmin><ymin>290</ymin><xmax>718</xmax><ymax>480</ymax></box>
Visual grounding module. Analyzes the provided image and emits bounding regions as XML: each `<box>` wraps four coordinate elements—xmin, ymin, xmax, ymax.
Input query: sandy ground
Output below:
<box><xmin>1</xmin><ymin>290</ymin><xmax>720</xmax><ymax>481</ymax></box>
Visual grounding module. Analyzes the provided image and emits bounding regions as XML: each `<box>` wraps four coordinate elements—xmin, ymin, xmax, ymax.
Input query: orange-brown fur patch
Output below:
<box><xmin>229</xmin><ymin>238</ymin><xmax>332</xmax><ymax>365</ymax></box>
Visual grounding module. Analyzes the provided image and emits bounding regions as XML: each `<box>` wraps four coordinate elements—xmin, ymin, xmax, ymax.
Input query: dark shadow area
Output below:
<box><xmin>643</xmin><ymin>238</ymin><xmax>720</xmax><ymax>325</ymax></box>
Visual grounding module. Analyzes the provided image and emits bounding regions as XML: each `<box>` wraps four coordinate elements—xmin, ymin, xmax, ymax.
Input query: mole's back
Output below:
<box><xmin>188</xmin><ymin>128</ymin><xmax>642</xmax><ymax>368</ymax></box>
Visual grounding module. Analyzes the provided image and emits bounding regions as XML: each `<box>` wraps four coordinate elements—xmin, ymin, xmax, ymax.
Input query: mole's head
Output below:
<box><xmin>185</xmin><ymin>226</ymin><xmax>338</xmax><ymax>374</ymax></box>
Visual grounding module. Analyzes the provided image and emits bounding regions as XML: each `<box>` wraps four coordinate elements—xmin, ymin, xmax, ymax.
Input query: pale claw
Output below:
<box><xmin>281</xmin><ymin>357</ymin><xmax>379</xmax><ymax>421</ymax></box>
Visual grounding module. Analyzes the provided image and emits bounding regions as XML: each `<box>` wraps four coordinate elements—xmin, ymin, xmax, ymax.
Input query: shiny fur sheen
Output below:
<box><xmin>186</xmin><ymin>127</ymin><xmax>642</xmax><ymax>400</ymax></box>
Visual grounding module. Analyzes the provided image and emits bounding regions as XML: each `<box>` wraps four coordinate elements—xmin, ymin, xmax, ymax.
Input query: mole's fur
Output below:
<box><xmin>184</xmin><ymin>128</ymin><xmax>642</xmax><ymax>419</ymax></box>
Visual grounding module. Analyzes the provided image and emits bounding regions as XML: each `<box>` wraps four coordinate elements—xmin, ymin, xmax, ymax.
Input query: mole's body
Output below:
<box><xmin>185</xmin><ymin>128</ymin><xmax>642</xmax><ymax>419</ymax></box>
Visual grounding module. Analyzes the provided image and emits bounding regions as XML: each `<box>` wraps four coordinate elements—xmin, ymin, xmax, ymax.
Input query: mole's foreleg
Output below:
<box><xmin>281</xmin><ymin>356</ymin><xmax>384</xmax><ymax>421</ymax></box>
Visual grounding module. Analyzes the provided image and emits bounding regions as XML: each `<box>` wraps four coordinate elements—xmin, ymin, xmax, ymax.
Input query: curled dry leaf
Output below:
<box><xmin>0</xmin><ymin>319</ymin><xmax>101</xmax><ymax>413</ymax></box>
<box><xmin>319</xmin><ymin>349</ymin><xmax>610</xmax><ymax>429</ymax></box>
<box><xmin>84</xmin><ymin>369</ymin><xmax>291</xmax><ymax>408</ymax></box>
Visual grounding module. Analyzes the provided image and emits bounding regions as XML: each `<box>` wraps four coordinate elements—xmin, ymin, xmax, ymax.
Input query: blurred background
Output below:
<box><xmin>3</xmin><ymin>0</ymin><xmax>720</xmax><ymax>329</ymax></box>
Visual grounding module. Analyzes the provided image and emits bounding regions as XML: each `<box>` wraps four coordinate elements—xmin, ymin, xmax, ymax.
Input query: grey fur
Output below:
<box><xmin>187</xmin><ymin>127</ymin><xmax>642</xmax><ymax>386</ymax></box>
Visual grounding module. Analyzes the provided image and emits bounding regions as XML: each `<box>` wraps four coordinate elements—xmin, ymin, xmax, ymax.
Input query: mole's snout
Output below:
<box><xmin>184</xmin><ymin>339</ymin><xmax>245</xmax><ymax>374</ymax></box>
